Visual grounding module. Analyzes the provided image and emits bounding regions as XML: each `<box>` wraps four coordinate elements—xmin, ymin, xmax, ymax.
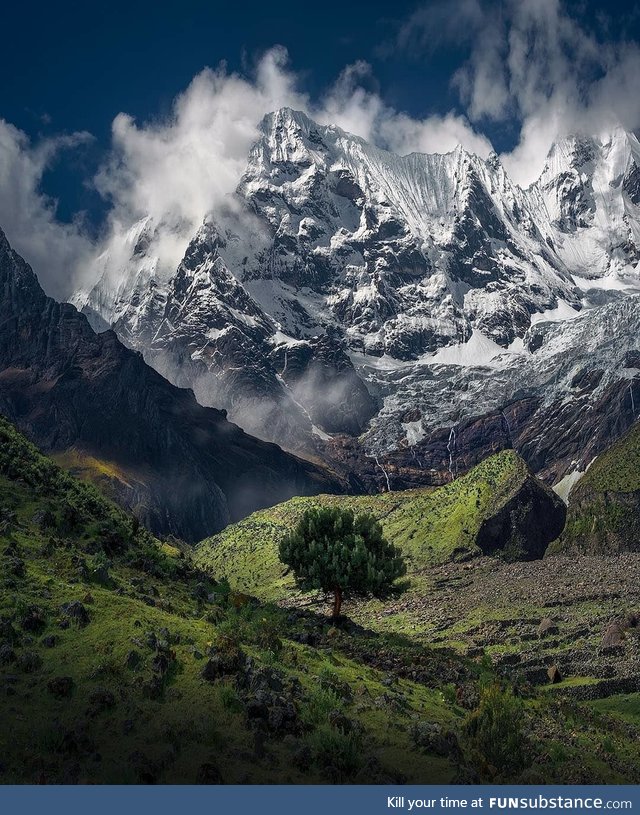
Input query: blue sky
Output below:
<box><xmin>3</xmin><ymin>1</ymin><xmax>467</xmax><ymax>135</ymax></box>
<box><xmin>2</xmin><ymin>0</ymin><xmax>640</xmax><ymax>297</ymax></box>
<box><xmin>2</xmin><ymin>0</ymin><xmax>473</xmax><ymax>225</ymax></box>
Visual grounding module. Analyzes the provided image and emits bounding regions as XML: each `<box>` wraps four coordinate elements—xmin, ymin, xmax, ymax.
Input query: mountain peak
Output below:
<box><xmin>0</xmin><ymin>223</ymin><xmax>48</xmax><ymax>308</ymax></box>
<box><xmin>540</xmin><ymin>133</ymin><xmax>599</xmax><ymax>179</ymax></box>
<box><xmin>70</xmin><ymin>109</ymin><xmax>640</xmax><ymax>480</ymax></box>
<box><xmin>253</xmin><ymin>107</ymin><xmax>339</xmax><ymax>173</ymax></box>
<box><xmin>181</xmin><ymin>218</ymin><xmax>225</xmax><ymax>265</ymax></box>
<box><xmin>537</xmin><ymin>127</ymin><xmax>640</xmax><ymax>185</ymax></box>
<box><xmin>261</xmin><ymin>106</ymin><xmax>318</xmax><ymax>132</ymax></box>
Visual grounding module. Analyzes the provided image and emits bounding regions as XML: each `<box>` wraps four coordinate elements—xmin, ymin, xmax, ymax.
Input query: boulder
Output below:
<box><xmin>125</xmin><ymin>650</ymin><xmax>142</xmax><ymax>670</ymax></box>
<box><xmin>47</xmin><ymin>676</ymin><xmax>74</xmax><ymax>698</ymax></box>
<box><xmin>410</xmin><ymin>721</ymin><xmax>462</xmax><ymax>759</ymax></box>
<box><xmin>201</xmin><ymin>648</ymin><xmax>246</xmax><ymax>682</ymax></box>
<box><xmin>20</xmin><ymin>605</ymin><xmax>46</xmax><ymax>633</ymax></box>
<box><xmin>87</xmin><ymin>689</ymin><xmax>116</xmax><ymax>715</ymax></box>
<box><xmin>538</xmin><ymin>617</ymin><xmax>559</xmax><ymax>638</ymax></box>
<box><xmin>601</xmin><ymin>623</ymin><xmax>625</xmax><ymax>648</ymax></box>
<box><xmin>60</xmin><ymin>601</ymin><xmax>90</xmax><ymax>628</ymax></box>
<box><xmin>90</xmin><ymin>565</ymin><xmax>111</xmax><ymax>585</ymax></box>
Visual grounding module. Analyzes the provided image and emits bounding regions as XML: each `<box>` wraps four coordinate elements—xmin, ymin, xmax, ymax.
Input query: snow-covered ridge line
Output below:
<box><xmin>71</xmin><ymin>108</ymin><xmax>640</xmax><ymax>465</ymax></box>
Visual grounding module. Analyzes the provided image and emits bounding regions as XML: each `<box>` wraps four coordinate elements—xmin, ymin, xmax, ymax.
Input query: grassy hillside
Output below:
<box><xmin>551</xmin><ymin>421</ymin><xmax>640</xmax><ymax>554</ymax></box>
<box><xmin>0</xmin><ymin>418</ymin><xmax>505</xmax><ymax>783</ymax></box>
<box><xmin>2</xmin><ymin>418</ymin><xmax>639</xmax><ymax>783</ymax></box>
<box><xmin>194</xmin><ymin>450</ymin><xmax>555</xmax><ymax>602</ymax></box>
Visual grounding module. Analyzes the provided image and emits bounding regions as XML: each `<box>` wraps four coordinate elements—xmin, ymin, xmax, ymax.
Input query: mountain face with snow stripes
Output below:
<box><xmin>72</xmin><ymin>108</ymin><xmax>640</xmax><ymax>488</ymax></box>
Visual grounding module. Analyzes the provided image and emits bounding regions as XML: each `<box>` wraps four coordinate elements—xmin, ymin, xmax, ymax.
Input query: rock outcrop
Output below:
<box><xmin>476</xmin><ymin>470</ymin><xmax>566</xmax><ymax>561</ymax></box>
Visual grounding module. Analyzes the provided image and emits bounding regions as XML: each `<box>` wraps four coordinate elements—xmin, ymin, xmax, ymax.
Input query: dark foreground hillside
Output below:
<box><xmin>1</xmin><ymin>417</ymin><xmax>640</xmax><ymax>784</ymax></box>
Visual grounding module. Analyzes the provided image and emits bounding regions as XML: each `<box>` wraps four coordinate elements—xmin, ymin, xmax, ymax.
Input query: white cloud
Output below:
<box><xmin>316</xmin><ymin>59</ymin><xmax>491</xmax><ymax>157</ymax></box>
<box><xmin>396</xmin><ymin>0</ymin><xmax>484</xmax><ymax>54</ymax></box>
<box><xmin>317</xmin><ymin>61</ymin><xmax>384</xmax><ymax>142</ymax></box>
<box><xmin>90</xmin><ymin>47</ymin><xmax>309</xmax><ymax>289</ymax></box>
<box><xmin>95</xmin><ymin>47</ymin><xmax>307</xmax><ymax>233</ymax></box>
<box><xmin>86</xmin><ymin>46</ymin><xmax>493</xmax><ymax>298</ymax></box>
<box><xmin>421</xmin><ymin>0</ymin><xmax>640</xmax><ymax>185</ymax></box>
<box><xmin>6</xmin><ymin>2</ymin><xmax>640</xmax><ymax>299</ymax></box>
<box><xmin>379</xmin><ymin>110</ymin><xmax>492</xmax><ymax>158</ymax></box>
<box><xmin>0</xmin><ymin>120</ymin><xmax>93</xmax><ymax>298</ymax></box>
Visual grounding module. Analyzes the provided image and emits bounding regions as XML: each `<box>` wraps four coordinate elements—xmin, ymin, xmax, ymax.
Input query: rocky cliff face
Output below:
<box><xmin>476</xmin><ymin>471</ymin><xmax>566</xmax><ymax>561</ymax></box>
<box><xmin>72</xmin><ymin>111</ymin><xmax>640</xmax><ymax>486</ymax></box>
<box><xmin>0</xmin><ymin>228</ymin><xmax>344</xmax><ymax>542</ymax></box>
<box><xmin>349</xmin><ymin>295</ymin><xmax>640</xmax><ymax>493</ymax></box>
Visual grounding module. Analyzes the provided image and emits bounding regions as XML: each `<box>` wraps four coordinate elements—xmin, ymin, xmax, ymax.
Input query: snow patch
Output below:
<box><xmin>426</xmin><ymin>331</ymin><xmax>518</xmax><ymax>368</ymax></box>
<box><xmin>553</xmin><ymin>469</ymin><xmax>585</xmax><ymax>504</ymax></box>
<box><xmin>403</xmin><ymin>420</ymin><xmax>425</xmax><ymax>446</ymax></box>
<box><xmin>572</xmin><ymin>272</ymin><xmax>640</xmax><ymax>293</ymax></box>
<box><xmin>531</xmin><ymin>299</ymin><xmax>581</xmax><ymax>325</ymax></box>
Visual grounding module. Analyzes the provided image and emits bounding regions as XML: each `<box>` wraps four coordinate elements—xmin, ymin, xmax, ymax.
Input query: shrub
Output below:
<box><xmin>308</xmin><ymin>727</ymin><xmax>364</xmax><ymax>780</ymax></box>
<box><xmin>464</xmin><ymin>683</ymin><xmax>528</xmax><ymax>776</ymax></box>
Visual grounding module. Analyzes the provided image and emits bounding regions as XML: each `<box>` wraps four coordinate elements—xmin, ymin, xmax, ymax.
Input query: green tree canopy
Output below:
<box><xmin>278</xmin><ymin>506</ymin><xmax>406</xmax><ymax>619</ymax></box>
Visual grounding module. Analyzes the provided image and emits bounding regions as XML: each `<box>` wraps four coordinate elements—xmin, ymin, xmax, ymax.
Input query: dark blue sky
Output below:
<box><xmin>1</xmin><ymin>0</ymin><xmax>454</xmax><ymax>225</ymax></box>
<box><xmin>2</xmin><ymin>0</ymin><xmax>640</xmax><ymax>228</ymax></box>
<box><xmin>3</xmin><ymin>1</ymin><xmax>455</xmax><ymax>135</ymax></box>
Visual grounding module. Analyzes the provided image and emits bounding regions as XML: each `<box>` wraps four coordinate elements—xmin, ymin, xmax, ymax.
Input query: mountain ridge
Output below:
<box><xmin>0</xmin><ymin>226</ymin><xmax>344</xmax><ymax>541</ymax></box>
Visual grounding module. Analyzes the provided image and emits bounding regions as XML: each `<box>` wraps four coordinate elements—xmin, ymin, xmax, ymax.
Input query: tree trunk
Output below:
<box><xmin>332</xmin><ymin>586</ymin><xmax>343</xmax><ymax>620</ymax></box>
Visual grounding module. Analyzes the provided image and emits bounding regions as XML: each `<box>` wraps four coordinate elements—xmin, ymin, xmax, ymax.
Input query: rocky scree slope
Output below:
<box><xmin>0</xmin><ymin>228</ymin><xmax>343</xmax><ymax>542</ymax></box>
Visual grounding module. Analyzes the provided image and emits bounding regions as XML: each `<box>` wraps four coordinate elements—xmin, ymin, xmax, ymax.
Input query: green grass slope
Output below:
<box><xmin>0</xmin><ymin>418</ymin><xmax>494</xmax><ymax>783</ymax></box>
<box><xmin>195</xmin><ymin>450</ymin><xmax>555</xmax><ymax>602</ymax></box>
<box><xmin>552</xmin><ymin>421</ymin><xmax>640</xmax><ymax>554</ymax></box>
<box><xmin>1</xmin><ymin>419</ymin><xmax>639</xmax><ymax>783</ymax></box>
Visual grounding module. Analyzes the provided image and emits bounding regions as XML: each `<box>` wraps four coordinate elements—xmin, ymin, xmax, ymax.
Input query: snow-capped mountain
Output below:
<box><xmin>72</xmin><ymin>109</ymin><xmax>640</xmax><ymax>486</ymax></box>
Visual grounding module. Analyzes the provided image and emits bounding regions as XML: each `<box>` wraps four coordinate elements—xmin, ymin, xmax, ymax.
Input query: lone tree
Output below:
<box><xmin>279</xmin><ymin>506</ymin><xmax>406</xmax><ymax>619</ymax></box>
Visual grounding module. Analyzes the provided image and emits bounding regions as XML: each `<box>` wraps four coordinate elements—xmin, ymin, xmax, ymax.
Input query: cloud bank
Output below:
<box><xmin>0</xmin><ymin>121</ymin><xmax>93</xmax><ymax>298</ymax></box>
<box><xmin>2</xmin><ymin>0</ymin><xmax>640</xmax><ymax>298</ymax></box>
<box><xmin>87</xmin><ymin>48</ymin><xmax>490</xmax><ymax>299</ymax></box>
<box><xmin>403</xmin><ymin>0</ymin><xmax>640</xmax><ymax>184</ymax></box>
